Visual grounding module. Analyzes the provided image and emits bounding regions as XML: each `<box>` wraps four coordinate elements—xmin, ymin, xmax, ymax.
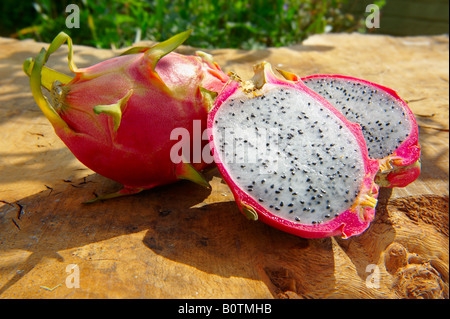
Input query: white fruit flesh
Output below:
<box><xmin>303</xmin><ymin>77</ymin><xmax>412</xmax><ymax>159</ymax></box>
<box><xmin>212</xmin><ymin>85</ymin><xmax>366</xmax><ymax>225</ymax></box>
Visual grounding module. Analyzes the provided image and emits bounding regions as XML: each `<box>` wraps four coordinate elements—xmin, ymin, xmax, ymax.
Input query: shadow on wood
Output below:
<box><xmin>0</xmin><ymin>173</ymin><xmax>212</xmax><ymax>296</ymax></box>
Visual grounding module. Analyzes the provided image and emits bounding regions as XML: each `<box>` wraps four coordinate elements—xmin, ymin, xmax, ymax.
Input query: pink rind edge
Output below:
<box><xmin>207</xmin><ymin>69</ymin><xmax>380</xmax><ymax>239</ymax></box>
<box><xmin>302</xmin><ymin>74</ymin><xmax>420</xmax><ymax>165</ymax></box>
<box><xmin>302</xmin><ymin>74</ymin><xmax>421</xmax><ymax>187</ymax></box>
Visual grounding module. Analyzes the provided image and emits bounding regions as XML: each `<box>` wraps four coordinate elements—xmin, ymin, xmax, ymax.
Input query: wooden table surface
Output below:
<box><xmin>0</xmin><ymin>33</ymin><xmax>448</xmax><ymax>299</ymax></box>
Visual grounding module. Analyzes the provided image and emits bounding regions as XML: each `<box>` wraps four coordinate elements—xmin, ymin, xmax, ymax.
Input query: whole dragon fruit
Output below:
<box><xmin>296</xmin><ymin>74</ymin><xmax>420</xmax><ymax>188</ymax></box>
<box><xmin>208</xmin><ymin>63</ymin><xmax>380</xmax><ymax>239</ymax></box>
<box><xmin>23</xmin><ymin>30</ymin><xmax>228</xmax><ymax>201</ymax></box>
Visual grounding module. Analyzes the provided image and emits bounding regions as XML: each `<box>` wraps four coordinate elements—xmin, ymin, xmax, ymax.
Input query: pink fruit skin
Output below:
<box><xmin>54</xmin><ymin>51</ymin><xmax>228</xmax><ymax>191</ymax></box>
<box><xmin>302</xmin><ymin>74</ymin><xmax>421</xmax><ymax>188</ymax></box>
<box><xmin>208</xmin><ymin>66</ymin><xmax>380</xmax><ymax>239</ymax></box>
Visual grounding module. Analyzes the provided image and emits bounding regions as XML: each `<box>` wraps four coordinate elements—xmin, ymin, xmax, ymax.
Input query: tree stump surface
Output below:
<box><xmin>0</xmin><ymin>33</ymin><xmax>448</xmax><ymax>299</ymax></box>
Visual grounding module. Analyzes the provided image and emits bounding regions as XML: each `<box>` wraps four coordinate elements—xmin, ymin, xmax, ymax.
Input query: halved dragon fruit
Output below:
<box><xmin>23</xmin><ymin>30</ymin><xmax>228</xmax><ymax>201</ymax></box>
<box><xmin>297</xmin><ymin>74</ymin><xmax>421</xmax><ymax>188</ymax></box>
<box><xmin>208</xmin><ymin>63</ymin><xmax>380</xmax><ymax>238</ymax></box>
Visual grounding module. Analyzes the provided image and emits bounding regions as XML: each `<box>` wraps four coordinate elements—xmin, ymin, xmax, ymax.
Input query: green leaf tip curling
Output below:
<box><xmin>83</xmin><ymin>187</ymin><xmax>144</xmax><ymax>204</ymax></box>
<box><xmin>175</xmin><ymin>159</ymin><xmax>211</xmax><ymax>189</ymax></box>
<box><xmin>120</xmin><ymin>30</ymin><xmax>193</xmax><ymax>95</ymax></box>
<box><xmin>24</xmin><ymin>58</ymin><xmax>73</xmax><ymax>91</ymax></box>
<box><xmin>24</xmin><ymin>31</ymin><xmax>84</xmax><ymax>132</ymax></box>
<box><xmin>241</xmin><ymin>203</ymin><xmax>258</xmax><ymax>221</ymax></box>
<box><xmin>145</xmin><ymin>30</ymin><xmax>193</xmax><ymax>69</ymax></box>
<box><xmin>93</xmin><ymin>90</ymin><xmax>133</xmax><ymax>132</ymax></box>
<box><xmin>29</xmin><ymin>48</ymin><xmax>70</xmax><ymax>131</ymax></box>
<box><xmin>199</xmin><ymin>87</ymin><xmax>218</xmax><ymax>112</ymax></box>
